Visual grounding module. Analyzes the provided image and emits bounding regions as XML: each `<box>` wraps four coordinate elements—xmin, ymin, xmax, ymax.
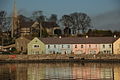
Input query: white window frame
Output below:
<box><xmin>33</xmin><ymin>44</ymin><xmax>40</xmax><ymax>48</ymax></box>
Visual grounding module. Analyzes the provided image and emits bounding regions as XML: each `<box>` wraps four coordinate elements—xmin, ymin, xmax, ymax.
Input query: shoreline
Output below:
<box><xmin>0</xmin><ymin>59</ymin><xmax>120</xmax><ymax>63</ymax></box>
<box><xmin>0</xmin><ymin>54</ymin><xmax>120</xmax><ymax>63</ymax></box>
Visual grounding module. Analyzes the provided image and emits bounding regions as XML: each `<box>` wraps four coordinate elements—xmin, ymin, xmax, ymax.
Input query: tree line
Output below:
<box><xmin>0</xmin><ymin>10</ymin><xmax>120</xmax><ymax>38</ymax></box>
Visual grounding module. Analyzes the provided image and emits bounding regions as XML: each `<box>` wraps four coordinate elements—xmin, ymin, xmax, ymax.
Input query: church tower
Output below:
<box><xmin>11</xmin><ymin>0</ymin><xmax>19</xmax><ymax>38</ymax></box>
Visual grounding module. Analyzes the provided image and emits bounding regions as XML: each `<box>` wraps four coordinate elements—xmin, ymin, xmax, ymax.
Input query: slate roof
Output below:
<box><xmin>19</xmin><ymin>21</ymin><xmax>34</xmax><ymax>28</ymax></box>
<box><xmin>16</xmin><ymin>36</ymin><xmax>34</xmax><ymax>41</ymax></box>
<box><xmin>18</xmin><ymin>15</ymin><xmax>34</xmax><ymax>28</ymax></box>
<box><xmin>41</xmin><ymin>22</ymin><xmax>59</xmax><ymax>28</ymax></box>
<box><xmin>39</xmin><ymin>37</ymin><xmax>119</xmax><ymax>44</ymax></box>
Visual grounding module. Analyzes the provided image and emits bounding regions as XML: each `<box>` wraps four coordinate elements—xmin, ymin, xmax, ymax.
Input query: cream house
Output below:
<box><xmin>113</xmin><ymin>38</ymin><xmax>120</xmax><ymax>54</ymax></box>
<box><xmin>27</xmin><ymin>37</ymin><xmax>46</xmax><ymax>55</ymax></box>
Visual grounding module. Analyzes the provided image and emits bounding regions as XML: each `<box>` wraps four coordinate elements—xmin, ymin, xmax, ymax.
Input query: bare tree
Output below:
<box><xmin>0</xmin><ymin>11</ymin><xmax>7</xmax><ymax>31</ymax></box>
<box><xmin>32</xmin><ymin>10</ymin><xmax>46</xmax><ymax>22</ymax></box>
<box><xmin>32</xmin><ymin>10</ymin><xmax>46</xmax><ymax>37</ymax></box>
<box><xmin>70</xmin><ymin>12</ymin><xmax>91</xmax><ymax>34</ymax></box>
<box><xmin>60</xmin><ymin>15</ymin><xmax>72</xmax><ymax>28</ymax></box>
<box><xmin>60</xmin><ymin>12</ymin><xmax>91</xmax><ymax>35</ymax></box>
<box><xmin>48</xmin><ymin>14</ymin><xmax>58</xmax><ymax>23</ymax></box>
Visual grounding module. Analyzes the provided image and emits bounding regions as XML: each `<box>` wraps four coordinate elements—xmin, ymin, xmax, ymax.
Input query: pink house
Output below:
<box><xmin>72</xmin><ymin>37</ymin><xmax>100</xmax><ymax>54</ymax></box>
<box><xmin>72</xmin><ymin>44</ymin><xmax>86</xmax><ymax>54</ymax></box>
<box><xmin>72</xmin><ymin>37</ymin><xmax>117</xmax><ymax>54</ymax></box>
<box><xmin>73</xmin><ymin>44</ymin><xmax>100</xmax><ymax>54</ymax></box>
<box><xmin>85</xmin><ymin>44</ymin><xmax>100</xmax><ymax>54</ymax></box>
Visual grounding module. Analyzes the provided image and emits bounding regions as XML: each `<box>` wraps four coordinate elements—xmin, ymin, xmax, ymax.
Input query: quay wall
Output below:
<box><xmin>1</xmin><ymin>54</ymin><xmax>120</xmax><ymax>63</ymax></box>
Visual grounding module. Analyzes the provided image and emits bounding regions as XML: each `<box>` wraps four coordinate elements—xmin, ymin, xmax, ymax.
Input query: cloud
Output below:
<box><xmin>91</xmin><ymin>9</ymin><xmax>120</xmax><ymax>31</ymax></box>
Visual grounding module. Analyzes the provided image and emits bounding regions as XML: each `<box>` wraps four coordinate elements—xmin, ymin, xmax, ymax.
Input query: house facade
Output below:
<box><xmin>18</xmin><ymin>15</ymin><xmax>34</xmax><ymax>37</ymax></box>
<box><xmin>72</xmin><ymin>44</ymin><xmax>100</xmax><ymax>54</ymax></box>
<box><xmin>27</xmin><ymin>37</ymin><xmax>119</xmax><ymax>54</ymax></box>
<box><xmin>72</xmin><ymin>37</ymin><xmax>116</xmax><ymax>54</ymax></box>
<box><xmin>99</xmin><ymin>44</ymin><xmax>113</xmax><ymax>54</ymax></box>
<box><xmin>41</xmin><ymin>38</ymin><xmax>72</xmax><ymax>54</ymax></box>
<box><xmin>15</xmin><ymin>36</ymin><xmax>31</xmax><ymax>53</ymax></box>
<box><xmin>28</xmin><ymin>37</ymin><xmax>73</xmax><ymax>54</ymax></box>
<box><xmin>85</xmin><ymin>44</ymin><xmax>100</xmax><ymax>54</ymax></box>
<box><xmin>113</xmin><ymin>38</ymin><xmax>120</xmax><ymax>54</ymax></box>
<box><xmin>28</xmin><ymin>37</ymin><xmax>46</xmax><ymax>55</ymax></box>
<box><xmin>72</xmin><ymin>44</ymin><xmax>86</xmax><ymax>54</ymax></box>
<box><xmin>31</xmin><ymin>21</ymin><xmax>60</xmax><ymax>36</ymax></box>
<box><xmin>20</xmin><ymin>27</ymin><xmax>31</xmax><ymax>36</ymax></box>
<box><xmin>46</xmin><ymin>44</ymin><xmax>72</xmax><ymax>54</ymax></box>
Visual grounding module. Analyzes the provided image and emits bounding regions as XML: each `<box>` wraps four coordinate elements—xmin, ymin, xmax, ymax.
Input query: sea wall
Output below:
<box><xmin>0</xmin><ymin>54</ymin><xmax>120</xmax><ymax>63</ymax></box>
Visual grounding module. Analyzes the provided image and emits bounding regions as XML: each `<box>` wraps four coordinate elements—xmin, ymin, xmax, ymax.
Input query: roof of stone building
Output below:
<box><xmin>32</xmin><ymin>21</ymin><xmax>59</xmax><ymax>28</ymax></box>
<box><xmin>39</xmin><ymin>37</ymin><xmax>119</xmax><ymax>44</ymax></box>
<box><xmin>41</xmin><ymin>22</ymin><xmax>59</xmax><ymax>28</ymax></box>
<box><xmin>16</xmin><ymin>36</ymin><xmax>34</xmax><ymax>41</ymax></box>
<box><xmin>19</xmin><ymin>21</ymin><xmax>34</xmax><ymax>28</ymax></box>
<box><xmin>18</xmin><ymin>15</ymin><xmax>34</xmax><ymax>28</ymax></box>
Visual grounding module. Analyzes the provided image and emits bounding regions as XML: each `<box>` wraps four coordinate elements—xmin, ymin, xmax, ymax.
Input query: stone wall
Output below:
<box><xmin>0</xmin><ymin>54</ymin><xmax>120</xmax><ymax>61</ymax></box>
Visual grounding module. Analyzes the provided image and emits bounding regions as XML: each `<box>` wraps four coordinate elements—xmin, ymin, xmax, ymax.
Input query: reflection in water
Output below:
<box><xmin>72</xmin><ymin>63</ymin><xmax>113</xmax><ymax>80</ymax></box>
<box><xmin>27</xmin><ymin>64</ymin><xmax>46</xmax><ymax>80</ymax></box>
<box><xmin>114</xmin><ymin>64</ymin><xmax>120</xmax><ymax>80</ymax></box>
<box><xmin>0</xmin><ymin>63</ymin><xmax>119</xmax><ymax>80</ymax></box>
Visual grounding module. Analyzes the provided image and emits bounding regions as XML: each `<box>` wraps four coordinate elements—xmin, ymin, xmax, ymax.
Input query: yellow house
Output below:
<box><xmin>28</xmin><ymin>37</ymin><xmax>46</xmax><ymax>55</ymax></box>
<box><xmin>113</xmin><ymin>38</ymin><xmax>120</xmax><ymax>54</ymax></box>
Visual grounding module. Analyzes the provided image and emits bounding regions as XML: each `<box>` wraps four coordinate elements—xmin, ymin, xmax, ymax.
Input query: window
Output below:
<box><xmin>36</xmin><ymin>51</ymin><xmax>39</xmax><ymax>54</ymax></box>
<box><xmin>21</xmin><ymin>47</ymin><xmax>23</xmax><ymax>51</ymax></box>
<box><xmin>89</xmin><ymin>45</ymin><xmax>91</xmax><ymax>48</ymax></box>
<box><xmin>109</xmin><ymin>45</ymin><xmax>111</xmax><ymax>48</ymax></box>
<box><xmin>96</xmin><ymin>45</ymin><xmax>97</xmax><ymax>48</ymax></box>
<box><xmin>34</xmin><ymin>45</ymin><xmax>39</xmax><ymax>48</ymax></box>
<box><xmin>54</xmin><ymin>45</ymin><xmax>56</xmax><ymax>48</ymax></box>
<box><xmin>48</xmin><ymin>45</ymin><xmax>50</xmax><ymax>48</ymax></box>
<box><xmin>62</xmin><ymin>45</ymin><xmax>64</xmax><ymax>48</ymax></box>
<box><xmin>75</xmin><ymin>45</ymin><xmax>77</xmax><ymax>48</ymax></box>
<box><xmin>104</xmin><ymin>50</ymin><xmax>106</xmax><ymax>53</ymax></box>
<box><xmin>81</xmin><ymin>45</ymin><xmax>83</xmax><ymax>48</ymax></box>
<box><xmin>103</xmin><ymin>45</ymin><xmax>105</xmax><ymax>48</ymax></box>
<box><xmin>107</xmin><ymin>50</ymin><xmax>111</xmax><ymax>53</ymax></box>
<box><xmin>68</xmin><ymin>45</ymin><xmax>70</xmax><ymax>48</ymax></box>
<box><xmin>94</xmin><ymin>51</ymin><xmax>96</xmax><ymax>54</ymax></box>
<box><xmin>90</xmin><ymin>51</ymin><xmax>92</xmax><ymax>54</ymax></box>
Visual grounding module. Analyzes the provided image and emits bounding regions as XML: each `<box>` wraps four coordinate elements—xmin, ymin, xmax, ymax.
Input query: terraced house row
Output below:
<box><xmin>20</xmin><ymin>37</ymin><xmax>120</xmax><ymax>55</ymax></box>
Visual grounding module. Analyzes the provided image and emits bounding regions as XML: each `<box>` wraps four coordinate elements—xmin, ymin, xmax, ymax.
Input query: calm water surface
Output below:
<box><xmin>0</xmin><ymin>63</ymin><xmax>120</xmax><ymax>80</ymax></box>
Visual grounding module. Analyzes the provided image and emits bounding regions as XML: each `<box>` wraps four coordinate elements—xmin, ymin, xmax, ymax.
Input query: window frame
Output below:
<box><xmin>103</xmin><ymin>45</ymin><xmax>105</xmax><ymax>48</ymax></box>
<box><xmin>33</xmin><ymin>44</ymin><xmax>40</xmax><ymax>48</ymax></box>
<box><xmin>75</xmin><ymin>45</ymin><xmax>77</xmax><ymax>48</ymax></box>
<box><xmin>81</xmin><ymin>45</ymin><xmax>83</xmax><ymax>48</ymax></box>
<box><xmin>48</xmin><ymin>45</ymin><xmax>50</xmax><ymax>49</ymax></box>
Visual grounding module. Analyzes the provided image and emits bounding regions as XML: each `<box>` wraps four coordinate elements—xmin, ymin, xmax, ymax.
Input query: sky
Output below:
<box><xmin>0</xmin><ymin>0</ymin><xmax>120</xmax><ymax>30</ymax></box>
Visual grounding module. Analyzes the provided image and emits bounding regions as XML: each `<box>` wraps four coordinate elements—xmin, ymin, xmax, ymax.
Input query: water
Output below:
<box><xmin>0</xmin><ymin>63</ymin><xmax>119</xmax><ymax>80</ymax></box>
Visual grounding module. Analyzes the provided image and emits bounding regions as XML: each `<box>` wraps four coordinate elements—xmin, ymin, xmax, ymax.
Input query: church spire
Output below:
<box><xmin>11</xmin><ymin>0</ymin><xmax>19</xmax><ymax>38</ymax></box>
